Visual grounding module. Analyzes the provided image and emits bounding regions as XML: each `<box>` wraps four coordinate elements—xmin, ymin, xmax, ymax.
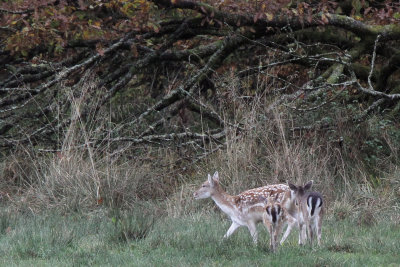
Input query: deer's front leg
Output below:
<box><xmin>280</xmin><ymin>216</ymin><xmax>296</xmax><ymax>245</ymax></box>
<box><xmin>267</xmin><ymin>225</ymin><xmax>275</xmax><ymax>252</ymax></box>
<box><xmin>274</xmin><ymin>222</ymin><xmax>283</xmax><ymax>251</ymax></box>
<box><xmin>298</xmin><ymin>222</ymin><xmax>307</xmax><ymax>245</ymax></box>
<box><xmin>224</xmin><ymin>222</ymin><xmax>240</xmax><ymax>239</ymax></box>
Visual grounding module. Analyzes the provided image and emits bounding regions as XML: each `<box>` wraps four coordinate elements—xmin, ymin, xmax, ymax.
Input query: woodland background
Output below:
<box><xmin>0</xmin><ymin>0</ymin><xmax>399</xmax><ymax>265</ymax></box>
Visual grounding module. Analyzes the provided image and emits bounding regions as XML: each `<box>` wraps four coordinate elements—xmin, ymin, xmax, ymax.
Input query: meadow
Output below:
<box><xmin>0</xmin><ymin>207</ymin><xmax>399</xmax><ymax>266</ymax></box>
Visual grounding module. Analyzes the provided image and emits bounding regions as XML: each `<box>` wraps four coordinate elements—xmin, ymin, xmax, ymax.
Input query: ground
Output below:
<box><xmin>0</xmin><ymin>210</ymin><xmax>399</xmax><ymax>266</ymax></box>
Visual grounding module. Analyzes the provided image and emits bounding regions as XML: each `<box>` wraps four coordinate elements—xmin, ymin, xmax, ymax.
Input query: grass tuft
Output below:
<box><xmin>108</xmin><ymin>208</ymin><xmax>156</xmax><ymax>243</ymax></box>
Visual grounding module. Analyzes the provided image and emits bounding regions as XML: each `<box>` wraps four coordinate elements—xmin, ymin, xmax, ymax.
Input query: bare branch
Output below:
<box><xmin>351</xmin><ymin>70</ymin><xmax>400</xmax><ymax>100</ymax></box>
<box><xmin>100</xmin><ymin>130</ymin><xmax>225</xmax><ymax>145</ymax></box>
<box><xmin>0</xmin><ymin>7</ymin><xmax>33</xmax><ymax>14</ymax></box>
<box><xmin>134</xmin><ymin>35</ymin><xmax>247</xmax><ymax>125</ymax></box>
<box><xmin>368</xmin><ymin>34</ymin><xmax>381</xmax><ymax>90</ymax></box>
<box><xmin>152</xmin><ymin>0</ymin><xmax>400</xmax><ymax>40</ymax></box>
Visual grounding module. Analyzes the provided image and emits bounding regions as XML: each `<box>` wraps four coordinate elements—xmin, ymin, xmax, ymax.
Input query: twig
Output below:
<box><xmin>368</xmin><ymin>34</ymin><xmax>381</xmax><ymax>90</ymax></box>
<box><xmin>351</xmin><ymin>70</ymin><xmax>400</xmax><ymax>100</ymax></box>
<box><xmin>0</xmin><ymin>7</ymin><xmax>33</xmax><ymax>14</ymax></box>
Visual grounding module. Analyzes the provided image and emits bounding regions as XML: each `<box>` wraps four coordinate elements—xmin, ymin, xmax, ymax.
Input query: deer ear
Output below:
<box><xmin>304</xmin><ymin>180</ymin><xmax>313</xmax><ymax>191</ymax></box>
<box><xmin>212</xmin><ymin>171</ymin><xmax>219</xmax><ymax>182</ymax></box>
<box><xmin>208</xmin><ymin>174</ymin><xmax>215</xmax><ymax>186</ymax></box>
<box><xmin>288</xmin><ymin>182</ymin><xmax>297</xmax><ymax>191</ymax></box>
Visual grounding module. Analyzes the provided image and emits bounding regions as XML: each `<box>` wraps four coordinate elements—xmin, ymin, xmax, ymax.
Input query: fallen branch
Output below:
<box><xmin>99</xmin><ymin>130</ymin><xmax>226</xmax><ymax>145</ymax></box>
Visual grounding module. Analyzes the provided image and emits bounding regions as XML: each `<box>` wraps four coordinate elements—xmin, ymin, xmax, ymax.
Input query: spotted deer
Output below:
<box><xmin>262</xmin><ymin>195</ymin><xmax>283</xmax><ymax>252</ymax></box>
<box><xmin>193</xmin><ymin>171</ymin><xmax>289</xmax><ymax>244</ymax></box>
<box><xmin>288</xmin><ymin>180</ymin><xmax>324</xmax><ymax>246</ymax></box>
<box><xmin>262</xmin><ymin>193</ymin><xmax>298</xmax><ymax>251</ymax></box>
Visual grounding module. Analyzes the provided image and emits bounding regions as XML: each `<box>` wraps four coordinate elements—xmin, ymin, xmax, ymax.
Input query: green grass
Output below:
<box><xmin>0</xmin><ymin>209</ymin><xmax>399</xmax><ymax>266</ymax></box>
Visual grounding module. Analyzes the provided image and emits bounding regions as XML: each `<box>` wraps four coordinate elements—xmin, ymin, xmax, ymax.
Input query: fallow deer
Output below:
<box><xmin>193</xmin><ymin>171</ymin><xmax>289</xmax><ymax>244</ymax></box>
<box><xmin>288</xmin><ymin>180</ymin><xmax>324</xmax><ymax>246</ymax></box>
<box><xmin>263</xmin><ymin>195</ymin><xmax>283</xmax><ymax>252</ymax></box>
<box><xmin>262</xmin><ymin>194</ymin><xmax>297</xmax><ymax>252</ymax></box>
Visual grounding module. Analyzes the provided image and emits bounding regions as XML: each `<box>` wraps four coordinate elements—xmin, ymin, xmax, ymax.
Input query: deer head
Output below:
<box><xmin>288</xmin><ymin>180</ymin><xmax>313</xmax><ymax>201</ymax></box>
<box><xmin>193</xmin><ymin>171</ymin><xmax>220</xmax><ymax>199</ymax></box>
<box><xmin>264</xmin><ymin>194</ymin><xmax>284</xmax><ymax>224</ymax></box>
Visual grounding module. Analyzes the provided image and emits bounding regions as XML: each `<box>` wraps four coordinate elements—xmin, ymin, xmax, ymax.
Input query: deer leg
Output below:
<box><xmin>247</xmin><ymin>221</ymin><xmax>258</xmax><ymax>244</ymax></box>
<box><xmin>268</xmin><ymin>225</ymin><xmax>275</xmax><ymax>252</ymax></box>
<box><xmin>317</xmin><ymin>216</ymin><xmax>322</xmax><ymax>246</ymax></box>
<box><xmin>307</xmin><ymin>221</ymin><xmax>313</xmax><ymax>246</ymax></box>
<box><xmin>298</xmin><ymin>222</ymin><xmax>307</xmax><ymax>245</ymax></box>
<box><xmin>224</xmin><ymin>222</ymin><xmax>240</xmax><ymax>239</ymax></box>
<box><xmin>280</xmin><ymin>224</ymin><xmax>292</xmax><ymax>245</ymax></box>
<box><xmin>280</xmin><ymin>217</ymin><xmax>296</xmax><ymax>245</ymax></box>
<box><xmin>274</xmin><ymin>223</ymin><xmax>283</xmax><ymax>252</ymax></box>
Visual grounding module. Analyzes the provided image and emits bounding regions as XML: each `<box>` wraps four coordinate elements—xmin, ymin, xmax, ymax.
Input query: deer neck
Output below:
<box><xmin>282</xmin><ymin>191</ymin><xmax>297</xmax><ymax>217</ymax></box>
<box><xmin>211</xmin><ymin>188</ymin><xmax>238</xmax><ymax>215</ymax></box>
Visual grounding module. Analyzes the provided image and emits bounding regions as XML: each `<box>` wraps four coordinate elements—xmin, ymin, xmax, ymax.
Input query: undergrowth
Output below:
<box><xmin>0</xmin><ymin>74</ymin><xmax>399</xmax><ymax>217</ymax></box>
<box><xmin>0</xmin><ymin>209</ymin><xmax>398</xmax><ymax>266</ymax></box>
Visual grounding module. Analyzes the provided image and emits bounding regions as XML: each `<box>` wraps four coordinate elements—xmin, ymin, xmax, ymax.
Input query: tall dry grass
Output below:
<box><xmin>0</xmin><ymin>76</ymin><xmax>177</xmax><ymax>213</ymax></box>
<box><xmin>0</xmin><ymin>70</ymin><xmax>398</xmax><ymax>221</ymax></box>
<box><xmin>165</xmin><ymin>73</ymin><xmax>400</xmax><ymax>221</ymax></box>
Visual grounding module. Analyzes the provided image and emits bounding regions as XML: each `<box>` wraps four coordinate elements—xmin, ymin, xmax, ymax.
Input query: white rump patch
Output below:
<box><xmin>312</xmin><ymin>198</ymin><xmax>322</xmax><ymax>217</ymax></box>
<box><xmin>307</xmin><ymin>197</ymin><xmax>312</xmax><ymax>215</ymax></box>
<box><xmin>307</xmin><ymin>197</ymin><xmax>322</xmax><ymax>217</ymax></box>
<box><xmin>315</xmin><ymin>198</ymin><xmax>321</xmax><ymax>209</ymax></box>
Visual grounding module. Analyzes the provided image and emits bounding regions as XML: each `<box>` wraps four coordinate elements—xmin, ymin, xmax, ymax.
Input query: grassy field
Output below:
<box><xmin>0</xmin><ymin>208</ymin><xmax>399</xmax><ymax>267</ymax></box>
